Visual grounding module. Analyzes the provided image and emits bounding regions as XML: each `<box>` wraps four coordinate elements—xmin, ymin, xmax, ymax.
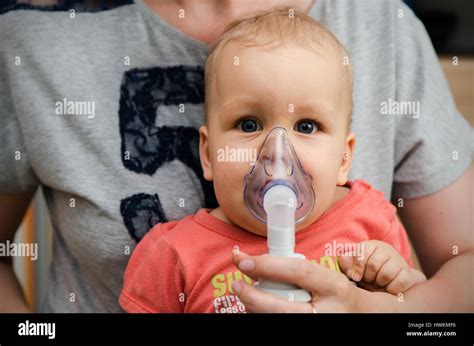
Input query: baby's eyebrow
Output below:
<box><xmin>295</xmin><ymin>101</ymin><xmax>334</xmax><ymax>117</ymax></box>
<box><xmin>220</xmin><ymin>97</ymin><xmax>262</xmax><ymax>113</ymax></box>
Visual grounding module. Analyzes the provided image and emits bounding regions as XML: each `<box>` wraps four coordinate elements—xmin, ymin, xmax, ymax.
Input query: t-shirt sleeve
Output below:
<box><xmin>391</xmin><ymin>3</ymin><xmax>472</xmax><ymax>199</ymax></box>
<box><xmin>119</xmin><ymin>225</ymin><xmax>185</xmax><ymax>313</ymax></box>
<box><xmin>0</xmin><ymin>57</ymin><xmax>39</xmax><ymax>193</ymax></box>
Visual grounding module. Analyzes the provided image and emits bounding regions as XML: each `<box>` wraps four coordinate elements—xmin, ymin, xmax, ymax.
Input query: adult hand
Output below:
<box><xmin>231</xmin><ymin>251</ymin><xmax>363</xmax><ymax>313</ymax></box>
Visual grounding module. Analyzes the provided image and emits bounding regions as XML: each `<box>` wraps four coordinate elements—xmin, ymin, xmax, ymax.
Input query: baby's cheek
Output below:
<box><xmin>314</xmin><ymin>176</ymin><xmax>338</xmax><ymax>211</ymax></box>
<box><xmin>213</xmin><ymin>162</ymin><xmax>247</xmax><ymax>197</ymax></box>
<box><xmin>222</xmin><ymin>162</ymin><xmax>248</xmax><ymax>183</ymax></box>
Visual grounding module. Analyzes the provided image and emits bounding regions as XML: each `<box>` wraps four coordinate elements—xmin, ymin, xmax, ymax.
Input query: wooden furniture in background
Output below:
<box><xmin>439</xmin><ymin>55</ymin><xmax>474</xmax><ymax>126</ymax></box>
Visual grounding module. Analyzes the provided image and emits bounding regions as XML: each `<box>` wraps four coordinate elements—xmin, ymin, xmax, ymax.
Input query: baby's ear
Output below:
<box><xmin>199</xmin><ymin>125</ymin><xmax>213</xmax><ymax>181</ymax></box>
<box><xmin>337</xmin><ymin>131</ymin><xmax>356</xmax><ymax>185</ymax></box>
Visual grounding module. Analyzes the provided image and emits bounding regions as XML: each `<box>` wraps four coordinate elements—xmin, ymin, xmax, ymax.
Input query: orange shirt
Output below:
<box><xmin>119</xmin><ymin>180</ymin><xmax>412</xmax><ymax>313</ymax></box>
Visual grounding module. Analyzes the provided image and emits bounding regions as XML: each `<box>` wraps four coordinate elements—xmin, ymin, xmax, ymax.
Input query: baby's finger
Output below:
<box><xmin>337</xmin><ymin>253</ymin><xmax>354</xmax><ymax>278</ymax></box>
<box><xmin>385</xmin><ymin>268</ymin><xmax>413</xmax><ymax>294</ymax></box>
<box><xmin>375</xmin><ymin>257</ymin><xmax>402</xmax><ymax>288</ymax></box>
<box><xmin>363</xmin><ymin>247</ymin><xmax>391</xmax><ymax>283</ymax></box>
<box><xmin>349</xmin><ymin>241</ymin><xmax>377</xmax><ymax>282</ymax></box>
<box><xmin>406</xmin><ymin>269</ymin><xmax>427</xmax><ymax>288</ymax></box>
<box><xmin>386</xmin><ymin>268</ymin><xmax>427</xmax><ymax>294</ymax></box>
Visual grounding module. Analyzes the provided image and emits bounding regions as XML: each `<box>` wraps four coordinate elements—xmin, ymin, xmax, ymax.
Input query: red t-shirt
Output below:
<box><xmin>119</xmin><ymin>179</ymin><xmax>412</xmax><ymax>313</ymax></box>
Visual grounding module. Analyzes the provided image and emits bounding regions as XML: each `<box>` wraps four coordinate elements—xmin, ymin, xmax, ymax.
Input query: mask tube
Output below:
<box><xmin>243</xmin><ymin>127</ymin><xmax>314</xmax><ymax>302</ymax></box>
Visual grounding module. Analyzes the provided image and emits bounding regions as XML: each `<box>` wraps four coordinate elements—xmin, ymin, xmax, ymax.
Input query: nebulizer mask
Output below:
<box><xmin>244</xmin><ymin>127</ymin><xmax>315</xmax><ymax>302</ymax></box>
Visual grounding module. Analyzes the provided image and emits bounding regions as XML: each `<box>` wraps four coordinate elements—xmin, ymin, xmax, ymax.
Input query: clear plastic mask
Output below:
<box><xmin>244</xmin><ymin>127</ymin><xmax>316</xmax><ymax>224</ymax></box>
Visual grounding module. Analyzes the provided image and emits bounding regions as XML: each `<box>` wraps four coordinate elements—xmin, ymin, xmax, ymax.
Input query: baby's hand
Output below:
<box><xmin>338</xmin><ymin>240</ymin><xmax>426</xmax><ymax>295</ymax></box>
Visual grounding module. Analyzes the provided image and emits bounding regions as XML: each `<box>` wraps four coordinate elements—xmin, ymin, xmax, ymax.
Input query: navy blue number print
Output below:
<box><xmin>118</xmin><ymin>66</ymin><xmax>217</xmax><ymax>242</ymax></box>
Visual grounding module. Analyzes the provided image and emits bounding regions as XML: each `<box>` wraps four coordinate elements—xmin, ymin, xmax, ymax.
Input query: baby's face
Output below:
<box><xmin>200</xmin><ymin>42</ymin><xmax>355</xmax><ymax>236</ymax></box>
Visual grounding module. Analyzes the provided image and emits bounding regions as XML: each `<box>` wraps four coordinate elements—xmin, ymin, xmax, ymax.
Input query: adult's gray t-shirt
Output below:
<box><xmin>0</xmin><ymin>0</ymin><xmax>471</xmax><ymax>312</ymax></box>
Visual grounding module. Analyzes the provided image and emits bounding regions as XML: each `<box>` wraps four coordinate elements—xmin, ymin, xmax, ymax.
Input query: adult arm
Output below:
<box><xmin>392</xmin><ymin>163</ymin><xmax>473</xmax><ymax>311</ymax></box>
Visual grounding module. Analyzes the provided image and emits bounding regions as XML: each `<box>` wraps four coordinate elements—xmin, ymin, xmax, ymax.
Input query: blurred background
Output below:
<box><xmin>7</xmin><ymin>0</ymin><xmax>473</xmax><ymax>311</ymax></box>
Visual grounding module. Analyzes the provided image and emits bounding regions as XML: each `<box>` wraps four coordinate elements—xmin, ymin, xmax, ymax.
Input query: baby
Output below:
<box><xmin>120</xmin><ymin>9</ymin><xmax>426</xmax><ymax>313</ymax></box>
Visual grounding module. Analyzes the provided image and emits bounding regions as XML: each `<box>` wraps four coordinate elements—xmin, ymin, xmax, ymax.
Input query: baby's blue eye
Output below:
<box><xmin>295</xmin><ymin>120</ymin><xmax>318</xmax><ymax>134</ymax></box>
<box><xmin>238</xmin><ymin>118</ymin><xmax>262</xmax><ymax>133</ymax></box>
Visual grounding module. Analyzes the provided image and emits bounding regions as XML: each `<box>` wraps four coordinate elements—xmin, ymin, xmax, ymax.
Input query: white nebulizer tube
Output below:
<box><xmin>264</xmin><ymin>184</ymin><xmax>297</xmax><ymax>257</ymax></box>
<box><xmin>244</xmin><ymin>127</ymin><xmax>315</xmax><ymax>302</ymax></box>
<box><xmin>258</xmin><ymin>183</ymin><xmax>312</xmax><ymax>302</ymax></box>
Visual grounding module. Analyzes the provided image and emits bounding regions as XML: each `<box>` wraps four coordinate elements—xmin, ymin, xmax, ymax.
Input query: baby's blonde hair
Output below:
<box><xmin>204</xmin><ymin>7</ymin><xmax>353</xmax><ymax>127</ymax></box>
